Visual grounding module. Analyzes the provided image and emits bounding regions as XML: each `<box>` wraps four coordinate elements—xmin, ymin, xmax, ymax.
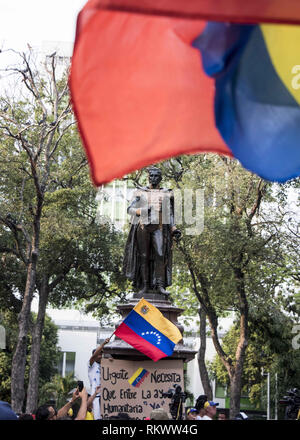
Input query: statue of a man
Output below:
<box><xmin>123</xmin><ymin>167</ymin><xmax>181</xmax><ymax>296</ymax></box>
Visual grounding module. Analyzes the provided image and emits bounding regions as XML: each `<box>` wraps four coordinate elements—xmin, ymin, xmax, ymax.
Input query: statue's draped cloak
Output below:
<box><xmin>122</xmin><ymin>187</ymin><xmax>174</xmax><ymax>290</ymax></box>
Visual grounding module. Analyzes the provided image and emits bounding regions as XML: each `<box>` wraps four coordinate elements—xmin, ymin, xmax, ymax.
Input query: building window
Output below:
<box><xmin>57</xmin><ymin>351</ymin><xmax>76</xmax><ymax>377</ymax></box>
<box><xmin>215</xmin><ymin>380</ymin><xmax>227</xmax><ymax>399</ymax></box>
<box><xmin>0</xmin><ymin>325</ymin><xmax>5</xmax><ymax>350</ymax></box>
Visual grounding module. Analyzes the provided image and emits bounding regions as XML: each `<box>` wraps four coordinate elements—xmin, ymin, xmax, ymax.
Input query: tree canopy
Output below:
<box><xmin>155</xmin><ymin>154</ymin><xmax>299</xmax><ymax>416</ymax></box>
<box><xmin>0</xmin><ymin>49</ymin><xmax>126</xmax><ymax>412</ymax></box>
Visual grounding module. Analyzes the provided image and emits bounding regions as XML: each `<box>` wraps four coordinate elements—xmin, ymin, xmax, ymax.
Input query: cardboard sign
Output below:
<box><xmin>100</xmin><ymin>358</ymin><xmax>184</xmax><ymax>420</ymax></box>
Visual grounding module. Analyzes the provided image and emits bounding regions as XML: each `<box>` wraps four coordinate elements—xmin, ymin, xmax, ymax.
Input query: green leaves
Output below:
<box><xmin>0</xmin><ymin>310</ymin><xmax>60</xmax><ymax>403</ymax></box>
<box><xmin>157</xmin><ymin>154</ymin><xmax>299</xmax><ymax>413</ymax></box>
<box><xmin>39</xmin><ymin>373</ymin><xmax>77</xmax><ymax>408</ymax></box>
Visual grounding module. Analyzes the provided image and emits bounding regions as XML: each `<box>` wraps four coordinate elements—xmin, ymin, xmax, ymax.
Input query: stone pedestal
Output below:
<box><xmin>101</xmin><ymin>291</ymin><xmax>197</xmax><ymax>419</ymax></box>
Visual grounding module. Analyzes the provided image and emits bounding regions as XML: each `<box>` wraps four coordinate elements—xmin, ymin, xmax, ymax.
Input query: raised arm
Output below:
<box><xmin>57</xmin><ymin>388</ymin><xmax>79</xmax><ymax>419</ymax></box>
<box><xmin>87</xmin><ymin>385</ymin><xmax>101</xmax><ymax>411</ymax></box>
<box><xmin>75</xmin><ymin>387</ymin><xmax>88</xmax><ymax>420</ymax></box>
<box><xmin>89</xmin><ymin>337</ymin><xmax>110</xmax><ymax>366</ymax></box>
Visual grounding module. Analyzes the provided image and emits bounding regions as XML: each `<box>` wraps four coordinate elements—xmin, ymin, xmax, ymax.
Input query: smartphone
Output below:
<box><xmin>77</xmin><ymin>380</ymin><xmax>84</xmax><ymax>392</ymax></box>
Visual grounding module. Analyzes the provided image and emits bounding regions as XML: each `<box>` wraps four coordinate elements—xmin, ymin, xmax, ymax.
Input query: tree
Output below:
<box><xmin>0</xmin><ymin>49</ymin><xmax>126</xmax><ymax>412</ymax></box>
<box><xmin>25</xmin><ymin>164</ymin><xmax>126</xmax><ymax>413</ymax></box>
<box><xmin>249</xmin><ymin>303</ymin><xmax>300</xmax><ymax>415</ymax></box>
<box><xmin>209</xmin><ymin>308</ymin><xmax>300</xmax><ymax>418</ymax></box>
<box><xmin>169</xmin><ymin>273</ymin><xmax>214</xmax><ymax>401</ymax></box>
<box><xmin>0</xmin><ymin>309</ymin><xmax>60</xmax><ymax>406</ymax></box>
<box><xmin>0</xmin><ymin>49</ymin><xmax>74</xmax><ymax>412</ymax></box>
<box><xmin>158</xmin><ymin>154</ymin><xmax>298</xmax><ymax>418</ymax></box>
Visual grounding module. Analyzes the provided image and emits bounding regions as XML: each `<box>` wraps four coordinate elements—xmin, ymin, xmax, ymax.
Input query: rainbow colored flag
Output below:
<box><xmin>128</xmin><ymin>367</ymin><xmax>149</xmax><ymax>387</ymax></box>
<box><xmin>114</xmin><ymin>298</ymin><xmax>182</xmax><ymax>362</ymax></box>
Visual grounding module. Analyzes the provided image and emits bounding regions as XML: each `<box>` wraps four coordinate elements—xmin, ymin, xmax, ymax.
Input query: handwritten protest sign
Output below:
<box><xmin>100</xmin><ymin>358</ymin><xmax>184</xmax><ymax>419</ymax></box>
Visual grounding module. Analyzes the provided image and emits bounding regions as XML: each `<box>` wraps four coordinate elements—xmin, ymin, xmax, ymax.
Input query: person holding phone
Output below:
<box><xmin>35</xmin><ymin>388</ymin><xmax>80</xmax><ymax>420</ymax></box>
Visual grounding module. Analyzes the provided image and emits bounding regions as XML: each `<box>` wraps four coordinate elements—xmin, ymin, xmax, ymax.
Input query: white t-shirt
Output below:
<box><xmin>196</xmin><ymin>415</ymin><xmax>212</xmax><ymax>420</ymax></box>
<box><xmin>88</xmin><ymin>360</ymin><xmax>101</xmax><ymax>394</ymax></box>
<box><xmin>88</xmin><ymin>360</ymin><xmax>101</xmax><ymax>419</ymax></box>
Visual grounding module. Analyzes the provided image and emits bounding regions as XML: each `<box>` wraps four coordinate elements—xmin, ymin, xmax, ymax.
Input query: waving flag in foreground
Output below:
<box><xmin>114</xmin><ymin>298</ymin><xmax>182</xmax><ymax>362</ymax></box>
<box><xmin>69</xmin><ymin>0</ymin><xmax>300</xmax><ymax>185</ymax></box>
<box><xmin>193</xmin><ymin>22</ymin><xmax>300</xmax><ymax>182</ymax></box>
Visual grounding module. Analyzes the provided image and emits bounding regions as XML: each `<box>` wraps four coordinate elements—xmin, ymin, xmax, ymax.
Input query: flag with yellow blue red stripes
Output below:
<box><xmin>70</xmin><ymin>1</ymin><xmax>300</xmax><ymax>186</ymax></box>
<box><xmin>128</xmin><ymin>367</ymin><xmax>149</xmax><ymax>387</ymax></box>
<box><xmin>192</xmin><ymin>22</ymin><xmax>300</xmax><ymax>182</ymax></box>
<box><xmin>114</xmin><ymin>298</ymin><xmax>182</xmax><ymax>362</ymax></box>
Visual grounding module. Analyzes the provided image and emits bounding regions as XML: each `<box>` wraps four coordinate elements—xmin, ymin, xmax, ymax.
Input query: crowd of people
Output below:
<box><xmin>0</xmin><ymin>396</ymin><xmax>244</xmax><ymax>421</ymax></box>
<box><xmin>0</xmin><ymin>385</ymin><xmax>101</xmax><ymax>421</ymax></box>
<box><xmin>0</xmin><ymin>340</ymin><xmax>245</xmax><ymax>421</ymax></box>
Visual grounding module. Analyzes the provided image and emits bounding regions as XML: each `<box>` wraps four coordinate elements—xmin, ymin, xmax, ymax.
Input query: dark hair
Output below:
<box><xmin>195</xmin><ymin>395</ymin><xmax>207</xmax><ymax>411</ymax></box>
<box><xmin>109</xmin><ymin>412</ymin><xmax>132</xmax><ymax>420</ymax></box>
<box><xmin>117</xmin><ymin>412</ymin><xmax>132</xmax><ymax>420</ymax></box>
<box><xmin>18</xmin><ymin>413</ymin><xmax>34</xmax><ymax>420</ymax></box>
<box><xmin>35</xmin><ymin>404</ymin><xmax>56</xmax><ymax>421</ymax></box>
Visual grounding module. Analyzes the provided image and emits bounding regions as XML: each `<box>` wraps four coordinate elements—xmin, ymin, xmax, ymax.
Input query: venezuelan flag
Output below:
<box><xmin>70</xmin><ymin>1</ymin><xmax>300</xmax><ymax>186</ymax></box>
<box><xmin>114</xmin><ymin>298</ymin><xmax>182</xmax><ymax>362</ymax></box>
<box><xmin>128</xmin><ymin>367</ymin><xmax>149</xmax><ymax>387</ymax></box>
<box><xmin>193</xmin><ymin>22</ymin><xmax>300</xmax><ymax>182</ymax></box>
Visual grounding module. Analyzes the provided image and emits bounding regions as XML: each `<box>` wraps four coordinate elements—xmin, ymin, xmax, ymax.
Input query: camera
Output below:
<box><xmin>162</xmin><ymin>385</ymin><xmax>187</xmax><ymax>420</ymax></box>
<box><xmin>279</xmin><ymin>388</ymin><xmax>300</xmax><ymax>420</ymax></box>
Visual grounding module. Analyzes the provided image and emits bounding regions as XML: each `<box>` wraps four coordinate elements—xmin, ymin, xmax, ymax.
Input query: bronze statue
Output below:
<box><xmin>123</xmin><ymin>167</ymin><xmax>181</xmax><ymax>296</ymax></box>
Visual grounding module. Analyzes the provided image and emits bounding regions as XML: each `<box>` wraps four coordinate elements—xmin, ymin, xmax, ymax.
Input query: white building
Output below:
<box><xmin>40</xmin><ymin>307</ymin><xmax>112</xmax><ymax>390</ymax></box>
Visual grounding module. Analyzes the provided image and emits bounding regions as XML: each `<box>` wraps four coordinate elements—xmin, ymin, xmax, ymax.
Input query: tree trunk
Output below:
<box><xmin>229</xmin><ymin>268</ymin><xmax>249</xmax><ymax>419</ymax></box>
<box><xmin>11</xmin><ymin>194</ymin><xmax>42</xmax><ymax>413</ymax></box>
<box><xmin>229</xmin><ymin>329</ymin><xmax>248</xmax><ymax>419</ymax></box>
<box><xmin>229</xmin><ymin>373</ymin><xmax>242</xmax><ymax>419</ymax></box>
<box><xmin>11</xmin><ymin>252</ymin><xmax>38</xmax><ymax>413</ymax></box>
<box><xmin>26</xmin><ymin>275</ymin><xmax>49</xmax><ymax>413</ymax></box>
<box><xmin>178</xmin><ymin>239</ymin><xmax>249</xmax><ymax>419</ymax></box>
<box><xmin>197</xmin><ymin>307</ymin><xmax>213</xmax><ymax>400</ymax></box>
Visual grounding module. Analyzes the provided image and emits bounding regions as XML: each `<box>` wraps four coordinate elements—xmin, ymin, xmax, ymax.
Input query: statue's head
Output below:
<box><xmin>148</xmin><ymin>166</ymin><xmax>162</xmax><ymax>187</ymax></box>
